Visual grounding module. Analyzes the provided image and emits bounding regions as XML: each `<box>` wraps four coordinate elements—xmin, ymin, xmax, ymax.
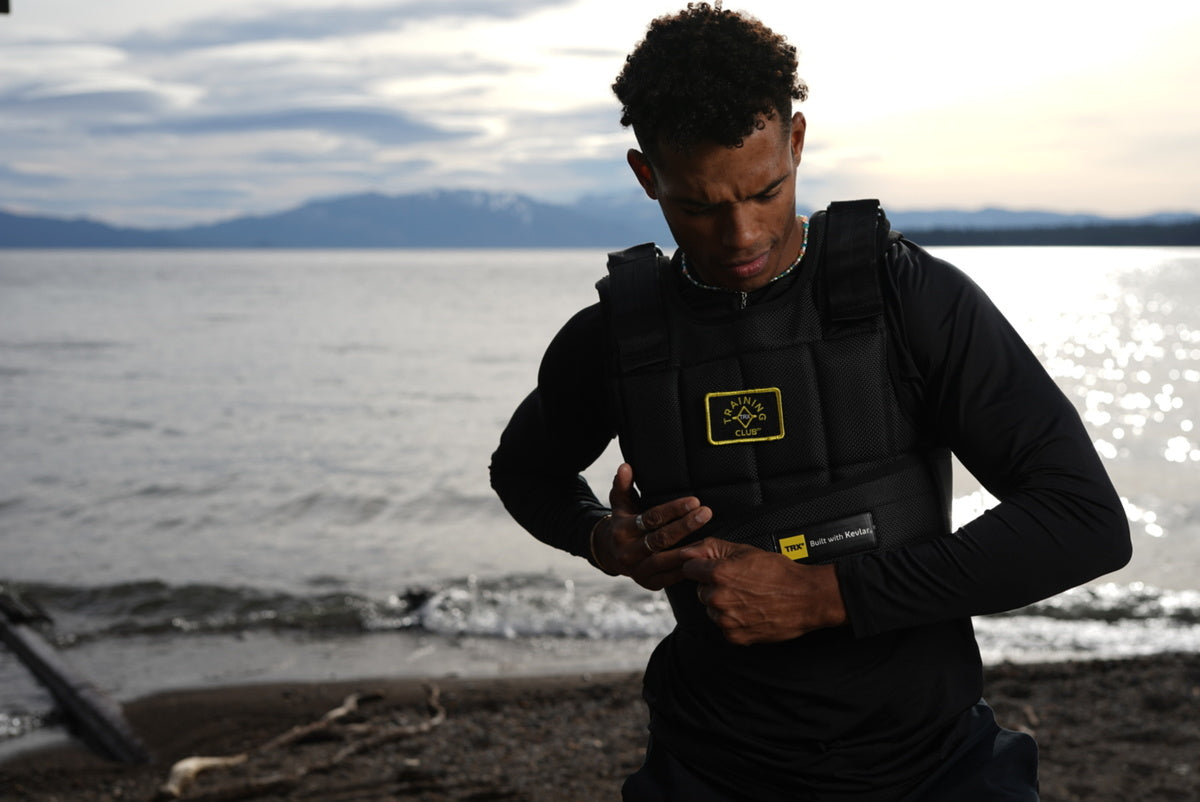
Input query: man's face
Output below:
<box><xmin>629</xmin><ymin>112</ymin><xmax>807</xmax><ymax>293</ymax></box>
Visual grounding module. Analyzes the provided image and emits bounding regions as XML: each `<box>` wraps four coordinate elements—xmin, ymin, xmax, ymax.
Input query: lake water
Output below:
<box><xmin>1</xmin><ymin>246</ymin><xmax>1199</xmax><ymax>754</ymax></box>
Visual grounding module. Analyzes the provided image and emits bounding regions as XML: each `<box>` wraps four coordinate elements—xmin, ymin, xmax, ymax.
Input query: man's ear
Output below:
<box><xmin>790</xmin><ymin>112</ymin><xmax>807</xmax><ymax>167</ymax></box>
<box><xmin>627</xmin><ymin>149</ymin><xmax>658</xmax><ymax>200</ymax></box>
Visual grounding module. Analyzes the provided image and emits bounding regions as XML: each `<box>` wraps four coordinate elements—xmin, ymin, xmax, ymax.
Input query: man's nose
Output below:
<box><xmin>721</xmin><ymin>203</ymin><xmax>759</xmax><ymax>252</ymax></box>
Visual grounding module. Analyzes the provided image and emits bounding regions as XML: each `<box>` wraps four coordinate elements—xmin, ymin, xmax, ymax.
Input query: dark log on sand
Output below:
<box><xmin>0</xmin><ymin>589</ymin><xmax>149</xmax><ymax>764</ymax></box>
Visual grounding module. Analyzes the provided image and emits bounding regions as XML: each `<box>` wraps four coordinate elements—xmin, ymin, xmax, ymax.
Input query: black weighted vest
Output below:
<box><xmin>597</xmin><ymin>200</ymin><xmax>951</xmax><ymax>565</ymax></box>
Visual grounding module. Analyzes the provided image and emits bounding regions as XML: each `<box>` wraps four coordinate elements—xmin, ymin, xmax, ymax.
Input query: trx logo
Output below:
<box><xmin>704</xmin><ymin>388</ymin><xmax>785</xmax><ymax>445</ymax></box>
<box><xmin>778</xmin><ymin>534</ymin><xmax>809</xmax><ymax>561</ymax></box>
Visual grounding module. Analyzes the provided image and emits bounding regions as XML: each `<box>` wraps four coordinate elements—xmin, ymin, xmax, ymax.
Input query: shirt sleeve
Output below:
<box><xmin>488</xmin><ymin>303</ymin><xmax>616</xmax><ymax>565</ymax></box>
<box><xmin>836</xmin><ymin>239</ymin><xmax>1132</xmax><ymax>638</ymax></box>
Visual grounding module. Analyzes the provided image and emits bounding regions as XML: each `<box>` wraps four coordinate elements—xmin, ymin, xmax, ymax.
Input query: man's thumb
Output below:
<box><xmin>608</xmin><ymin>462</ymin><xmax>639</xmax><ymax>513</ymax></box>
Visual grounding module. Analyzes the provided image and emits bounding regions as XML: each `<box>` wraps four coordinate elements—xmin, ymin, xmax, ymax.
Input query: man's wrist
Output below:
<box><xmin>815</xmin><ymin>563</ymin><xmax>849</xmax><ymax>629</ymax></box>
<box><xmin>589</xmin><ymin>513</ymin><xmax>618</xmax><ymax>575</ymax></box>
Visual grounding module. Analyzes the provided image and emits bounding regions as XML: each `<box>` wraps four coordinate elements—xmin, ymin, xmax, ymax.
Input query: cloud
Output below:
<box><xmin>118</xmin><ymin>0</ymin><xmax>576</xmax><ymax>52</ymax></box>
<box><xmin>504</xmin><ymin>105</ymin><xmax>623</xmax><ymax>141</ymax></box>
<box><xmin>2</xmin><ymin>0</ymin><xmax>1197</xmax><ymax>224</ymax></box>
<box><xmin>549</xmin><ymin>46</ymin><xmax>625</xmax><ymax>59</ymax></box>
<box><xmin>97</xmin><ymin>107</ymin><xmax>473</xmax><ymax>147</ymax></box>
<box><xmin>0</xmin><ymin>164</ymin><xmax>65</xmax><ymax>187</ymax></box>
<box><xmin>0</xmin><ymin>0</ymin><xmax>634</xmax><ymax>224</ymax></box>
<box><xmin>0</xmin><ymin>87</ymin><xmax>167</xmax><ymax>116</ymax></box>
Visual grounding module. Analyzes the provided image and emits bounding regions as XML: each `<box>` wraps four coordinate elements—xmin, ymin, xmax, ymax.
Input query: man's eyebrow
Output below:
<box><xmin>675</xmin><ymin>173</ymin><xmax>790</xmax><ymax>208</ymax></box>
<box><xmin>752</xmin><ymin>174</ymin><xmax>790</xmax><ymax>197</ymax></box>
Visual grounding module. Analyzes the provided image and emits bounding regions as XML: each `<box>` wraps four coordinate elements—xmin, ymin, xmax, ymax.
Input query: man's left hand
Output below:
<box><xmin>678</xmin><ymin>539</ymin><xmax>848</xmax><ymax>645</ymax></box>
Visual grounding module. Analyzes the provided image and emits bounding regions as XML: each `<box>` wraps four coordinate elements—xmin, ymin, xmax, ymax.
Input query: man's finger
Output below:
<box><xmin>677</xmin><ymin>536</ymin><xmax>737</xmax><ymax>561</ymax></box>
<box><xmin>636</xmin><ymin>493</ymin><xmax>700</xmax><ymax>531</ymax></box>
<box><xmin>632</xmin><ymin>552</ymin><xmax>690</xmax><ymax>591</ymax></box>
<box><xmin>680</xmin><ymin>555</ymin><xmax>719</xmax><ymax>585</ymax></box>
<box><xmin>643</xmin><ymin>506</ymin><xmax>712</xmax><ymax>552</ymax></box>
<box><xmin>608</xmin><ymin>462</ymin><xmax>639</xmax><ymax>515</ymax></box>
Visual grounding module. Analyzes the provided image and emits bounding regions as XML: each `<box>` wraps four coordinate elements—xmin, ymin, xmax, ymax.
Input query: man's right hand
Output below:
<box><xmin>592</xmin><ymin>462</ymin><xmax>712</xmax><ymax>590</ymax></box>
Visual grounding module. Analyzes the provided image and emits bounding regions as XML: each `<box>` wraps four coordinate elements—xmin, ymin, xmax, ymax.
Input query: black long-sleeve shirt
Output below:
<box><xmin>490</xmin><ymin>235</ymin><xmax>1131</xmax><ymax>798</ymax></box>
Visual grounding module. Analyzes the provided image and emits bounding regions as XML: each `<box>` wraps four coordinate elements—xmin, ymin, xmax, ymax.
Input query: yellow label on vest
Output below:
<box><xmin>704</xmin><ymin>388</ymin><xmax>785</xmax><ymax>445</ymax></box>
<box><xmin>778</xmin><ymin>534</ymin><xmax>809</xmax><ymax>561</ymax></box>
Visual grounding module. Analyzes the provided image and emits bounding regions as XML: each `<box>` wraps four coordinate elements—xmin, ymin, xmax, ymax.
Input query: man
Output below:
<box><xmin>490</xmin><ymin>3</ymin><xmax>1130</xmax><ymax>800</ymax></box>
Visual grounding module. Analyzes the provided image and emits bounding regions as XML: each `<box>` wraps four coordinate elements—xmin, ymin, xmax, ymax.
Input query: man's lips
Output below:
<box><xmin>724</xmin><ymin>251</ymin><xmax>770</xmax><ymax>279</ymax></box>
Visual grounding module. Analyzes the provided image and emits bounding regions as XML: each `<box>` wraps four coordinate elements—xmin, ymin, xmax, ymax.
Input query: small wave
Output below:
<box><xmin>3</xmin><ymin>577</ymin><xmax>1196</xmax><ymax>652</ymax></box>
<box><xmin>995</xmin><ymin>582</ymin><xmax>1200</xmax><ymax>625</ymax></box>
<box><xmin>138</xmin><ymin>483</ymin><xmax>191</xmax><ymax>498</ymax></box>
<box><xmin>322</xmin><ymin>343</ymin><xmax>388</xmax><ymax>355</ymax></box>
<box><xmin>126</xmin><ymin>483</ymin><xmax>200</xmax><ymax>499</ymax></box>
<box><xmin>119</xmin><ymin>480</ymin><xmax>230</xmax><ymax>500</ymax></box>
<box><xmin>0</xmin><ymin>575</ymin><xmax>674</xmax><ymax>646</ymax></box>
<box><xmin>976</xmin><ymin>616</ymin><xmax>1200</xmax><ymax>664</ymax></box>
<box><xmin>401</xmin><ymin>488</ymin><xmax>504</xmax><ymax>523</ymax></box>
<box><xmin>406</xmin><ymin>389</ymin><xmax>486</xmax><ymax>403</ymax></box>
<box><xmin>0</xmin><ymin>580</ymin><xmax>382</xmax><ymax>646</ymax></box>
<box><xmin>1</xmin><ymin>339</ymin><xmax>124</xmax><ymax>353</ymax></box>
<box><xmin>410</xmin><ymin>575</ymin><xmax>673</xmax><ymax>639</ymax></box>
<box><xmin>269</xmin><ymin>491</ymin><xmax>390</xmax><ymax>526</ymax></box>
<box><xmin>91</xmin><ymin>416</ymin><xmax>157</xmax><ymax>435</ymax></box>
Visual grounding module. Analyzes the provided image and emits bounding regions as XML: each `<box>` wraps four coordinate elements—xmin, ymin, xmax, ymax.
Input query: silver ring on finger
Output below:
<box><xmin>634</xmin><ymin>513</ymin><xmax>649</xmax><ymax>532</ymax></box>
<box><xmin>642</xmin><ymin>534</ymin><xmax>659</xmax><ymax>554</ymax></box>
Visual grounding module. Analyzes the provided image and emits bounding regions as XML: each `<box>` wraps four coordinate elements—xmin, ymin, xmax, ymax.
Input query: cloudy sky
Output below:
<box><xmin>3</xmin><ymin>0</ymin><xmax>1198</xmax><ymax>226</ymax></box>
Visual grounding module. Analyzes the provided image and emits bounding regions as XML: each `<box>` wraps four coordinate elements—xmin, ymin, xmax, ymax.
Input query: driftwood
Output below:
<box><xmin>0</xmin><ymin>589</ymin><xmax>149</xmax><ymax>764</ymax></box>
<box><xmin>155</xmin><ymin>683</ymin><xmax>445</xmax><ymax>801</ymax></box>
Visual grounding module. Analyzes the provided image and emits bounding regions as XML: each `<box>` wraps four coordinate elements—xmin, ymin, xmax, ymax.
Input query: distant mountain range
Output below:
<box><xmin>3</xmin><ymin>190</ymin><xmax>1199</xmax><ymax>248</ymax></box>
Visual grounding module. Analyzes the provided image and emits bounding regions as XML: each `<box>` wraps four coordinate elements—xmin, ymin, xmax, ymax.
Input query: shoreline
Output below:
<box><xmin>1</xmin><ymin>653</ymin><xmax>1197</xmax><ymax>801</ymax></box>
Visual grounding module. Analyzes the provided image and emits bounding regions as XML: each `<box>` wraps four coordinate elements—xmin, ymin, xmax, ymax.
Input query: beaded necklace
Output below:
<box><xmin>680</xmin><ymin>215</ymin><xmax>810</xmax><ymax>294</ymax></box>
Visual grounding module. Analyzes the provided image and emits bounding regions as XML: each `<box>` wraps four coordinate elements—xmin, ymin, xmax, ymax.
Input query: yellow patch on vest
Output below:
<box><xmin>778</xmin><ymin>534</ymin><xmax>809</xmax><ymax>561</ymax></box>
<box><xmin>704</xmin><ymin>388</ymin><xmax>785</xmax><ymax>445</ymax></box>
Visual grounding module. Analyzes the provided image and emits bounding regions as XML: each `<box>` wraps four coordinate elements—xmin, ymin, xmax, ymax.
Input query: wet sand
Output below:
<box><xmin>1</xmin><ymin>653</ymin><xmax>1197</xmax><ymax>801</ymax></box>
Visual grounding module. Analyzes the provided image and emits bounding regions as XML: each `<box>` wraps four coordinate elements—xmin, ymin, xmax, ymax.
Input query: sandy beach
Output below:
<box><xmin>1</xmin><ymin>653</ymin><xmax>1197</xmax><ymax>801</ymax></box>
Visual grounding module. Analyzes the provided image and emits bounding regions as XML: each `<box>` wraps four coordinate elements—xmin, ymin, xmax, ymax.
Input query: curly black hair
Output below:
<box><xmin>613</xmin><ymin>2</ymin><xmax>808</xmax><ymax>157</ymax></box>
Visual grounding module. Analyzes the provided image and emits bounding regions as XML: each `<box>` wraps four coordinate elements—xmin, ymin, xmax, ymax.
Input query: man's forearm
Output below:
<box><xmin>837</xmin><ymin>436</ymin><xmax>1130</xmax><ymax>638</ymax></box>
<box><xmin>489</xmin><ymin>390</ymin><xmax>611</xmax><ymax>561</ymax></box>
<box><xmin>490</xmin><ymin>462</ymin><xmax>609</xmax><ymax>560</ymax></box>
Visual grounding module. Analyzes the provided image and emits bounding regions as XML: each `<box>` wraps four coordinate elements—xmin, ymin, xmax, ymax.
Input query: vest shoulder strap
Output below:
<box><xmin>598</xmin><ymin>242</ymin><xmax>669</xmax><ymax>372</ymax></box>
<box><xmin>822</xmin><ymin>199</ymin><xmax>892</xmax><ymax>323</ymax></box>
<box><xmin>599</xmin><ymin>200</ymin><xmax>895</xmax><ymax>361</ymax></box>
